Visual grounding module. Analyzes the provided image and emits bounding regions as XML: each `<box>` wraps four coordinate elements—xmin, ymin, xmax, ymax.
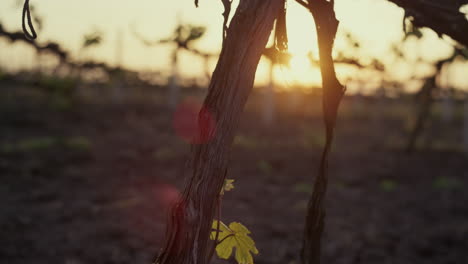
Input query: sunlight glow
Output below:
<box><xmin>0</xmin><ymin>0</ymin><xmax>466</xmax><ymax>91</ymax></box>
<box><xmin>288</xmin><ymin>54</ymin><xmax>320</xmax><ymax>86</ymax></box>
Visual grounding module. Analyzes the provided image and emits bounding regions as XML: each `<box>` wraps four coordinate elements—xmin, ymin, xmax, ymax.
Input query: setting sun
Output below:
<box><xmin>290</xmin><ymin>54</ymin><xmax>311</xmax><ymax>73</ymax></box>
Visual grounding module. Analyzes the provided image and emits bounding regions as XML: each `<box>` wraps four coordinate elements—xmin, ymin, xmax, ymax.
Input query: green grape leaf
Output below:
<box><xmin>221</xmin><ymin>179</ymin><xmax>235</xmax><ymax>195</ymax></box>
<box><xmin>211</xmin><ymin>221</ymin><xmax>259</xmax><ymax>264</ymax></box>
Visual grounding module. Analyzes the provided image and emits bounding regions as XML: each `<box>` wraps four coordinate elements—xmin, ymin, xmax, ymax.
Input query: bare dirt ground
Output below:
<box><xmin>1</xmin><ymin>82</ymin><xmax>467</xmax><ymax>264</ymax></box>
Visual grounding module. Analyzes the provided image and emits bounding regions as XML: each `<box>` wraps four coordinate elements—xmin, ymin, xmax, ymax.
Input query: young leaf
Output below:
<box><xmin>221</xmin><ymin>179</ymin><xmax>235</xmax><ymax>195</ymax></box>
<box><xmin>211</xmin><ymin>221</ymin><xmax>259</xmax><ymax>264</ymax></box>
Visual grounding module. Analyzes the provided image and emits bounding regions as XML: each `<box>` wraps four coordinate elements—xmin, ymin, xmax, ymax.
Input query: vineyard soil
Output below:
<box><xmin>1</xmin><ymin>82</ymin><xmax>467</xmax><ymax>264</ymax></box>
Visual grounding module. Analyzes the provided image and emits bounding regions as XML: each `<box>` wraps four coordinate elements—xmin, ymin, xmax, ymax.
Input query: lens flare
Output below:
<box><xmin>172</xmin><ymin>97</ymin><xmax>217</xmax><ymax>144</ymax></box>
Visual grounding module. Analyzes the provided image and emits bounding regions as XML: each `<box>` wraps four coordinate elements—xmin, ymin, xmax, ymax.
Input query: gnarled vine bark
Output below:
<box><xmin>155</xmin><ymin>1</ymin><xmax>284</xmax><ymax>263</ymax></box>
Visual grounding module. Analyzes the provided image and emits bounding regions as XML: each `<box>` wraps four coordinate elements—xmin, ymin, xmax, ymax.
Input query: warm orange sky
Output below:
<box><xmin>0</xmin><ymin>0</ymin><xmax>466</xmax><ymax>91</ymax></box>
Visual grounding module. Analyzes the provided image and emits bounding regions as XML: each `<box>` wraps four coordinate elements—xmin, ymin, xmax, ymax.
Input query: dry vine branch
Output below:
<box><xmin>131</xmin><ymin>24</ymin><xmax>217</xmax><ymax>59</ymax></box>
<box><xmin>194</xmin><ymin>0</ymin><xmax>233</xmax><ymax>44</ymax></box>
<box><xmin>296</xmin><ymin>0</ymin><xmax>345</xmax><ymax>263</ymax></box>
<box><xmin>0</xmin><ymin>23</ymin><xmax>67</xmax><ymax>60</ymax></box>
<box><xmin>385</xmin><ymin>0</ymin><xmax>468</xmax><ymax>46</ymax></box>
<box><xmin>406</xmin><ymin>47</ymin><xmax>467</xmax><ymax>153</ymax></box>
<box><xmin>155</xmin><ymin>1</ymin><xmax>284</xmax><ymax>263</ymax></box>
<box><xmin>0</xmin><ymin>24</ymin><xmax>135</xmax><ymax>80</ymax></box>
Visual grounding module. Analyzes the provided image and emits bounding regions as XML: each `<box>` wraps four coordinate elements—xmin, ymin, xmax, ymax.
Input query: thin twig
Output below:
<box><xmin>294</xmin><ymin>0</ymin><xmax>309</xmax><ymax>9</ymax></box>
<box><xmin>216</xmin><ymin>234</ymin><xmax>234</xmax><ymax>245</ymax></box>
<box><xmin>221</xmin><ymin>0</ymin><xmax>233</xmax><ymax>44</ymax></box>
<box><xmin>207</xmin><ymin>196</ymin><xmax>222</xmax><ymax>262</ymax></box>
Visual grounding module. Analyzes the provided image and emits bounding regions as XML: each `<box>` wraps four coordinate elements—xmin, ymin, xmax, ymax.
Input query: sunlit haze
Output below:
<box><xmin>0</xmin><ymin>0</ymin><xmax>466</xmax><ymax>92</ymax></box>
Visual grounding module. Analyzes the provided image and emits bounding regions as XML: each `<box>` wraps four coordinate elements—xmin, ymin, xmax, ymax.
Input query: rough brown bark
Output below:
<box><xmin>154</xmin><ymin>1</ymin><xmax>284</xmax><ymax>264</ymax></box>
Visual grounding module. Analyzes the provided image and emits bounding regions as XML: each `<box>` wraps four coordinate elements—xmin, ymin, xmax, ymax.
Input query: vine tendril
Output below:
<box><xmin>22</xmin><ymin>0</ymin><xmax>37</xmax><ymax>40</ymax></box>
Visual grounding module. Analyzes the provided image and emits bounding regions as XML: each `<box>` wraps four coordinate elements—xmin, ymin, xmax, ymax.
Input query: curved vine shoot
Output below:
<box><xmin>295</xmin><ymin>0</ymin><xmax>345</xmax><ymax>263</ymax></box>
